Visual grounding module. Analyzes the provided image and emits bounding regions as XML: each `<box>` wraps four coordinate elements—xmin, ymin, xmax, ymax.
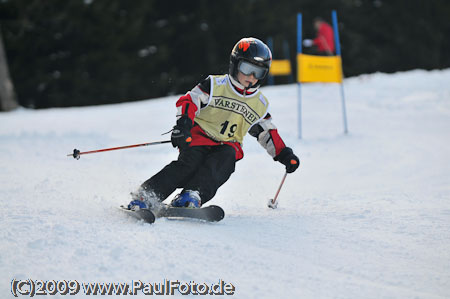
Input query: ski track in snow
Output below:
<box><xmin>1</xmin><ymin>69</ymin><xmax>450</xmax><ymax>298</ymax></box>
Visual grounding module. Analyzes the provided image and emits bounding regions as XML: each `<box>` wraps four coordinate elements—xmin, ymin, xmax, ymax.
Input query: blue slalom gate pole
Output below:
<box><xmin>297</xmin><ymin>13</ymin><xmax>303</xmax><ymax>139</ymax></box>
<box><xmin>266</xmin><ymin>37</ymin><xmax>274</xmax><ymax>86</ymax></box>
<box><xmin>332</xmin><ymin>10</ymin><xmax>348</xmax><ymax>134</ymax></box>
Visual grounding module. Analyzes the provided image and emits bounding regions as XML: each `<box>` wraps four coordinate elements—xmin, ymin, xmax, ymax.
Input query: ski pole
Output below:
<box><xmin>67</xmin><ymin>140</ymin><xmax>171</xmax><ymax>160</ymax></box>
<box><xmin>268</xmin><ymin>172</ymin><xmax>288</xmax><ymax>209</ymax></box>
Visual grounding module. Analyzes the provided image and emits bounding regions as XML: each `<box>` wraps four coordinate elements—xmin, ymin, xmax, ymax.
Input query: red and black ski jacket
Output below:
<box><xmin>175</xmin><ymin>75</ymin><xmax>287</xmax><ymax>161</ymax></box>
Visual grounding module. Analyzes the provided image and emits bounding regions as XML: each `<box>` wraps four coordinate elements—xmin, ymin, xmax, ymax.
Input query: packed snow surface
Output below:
<box><xmin>1</xmin><ymin>69</ymin><xmax>450</xmax><ymax>298</ymax></box>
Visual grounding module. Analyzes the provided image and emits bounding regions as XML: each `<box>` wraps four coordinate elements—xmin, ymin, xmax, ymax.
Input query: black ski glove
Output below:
<box><xmin>274</xmin><ymin>147</ymin><xmax>300</xmax><ymax>173</ymax></box>
<box><xmin>171</xmin><ymin>115</ymin><xmax>193</xmax><ymax>150</ymax></box>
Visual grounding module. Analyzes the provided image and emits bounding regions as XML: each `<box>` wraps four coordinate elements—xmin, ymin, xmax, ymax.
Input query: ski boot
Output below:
<box><xmin>171</xmin><ymin>190</ymin><xmax>201</xmax><ymax>208</ymax></box>
<box><xmin>127</xmin><ymin>189</ymin><xmax>153</xmax><ymax>210</ymax></box>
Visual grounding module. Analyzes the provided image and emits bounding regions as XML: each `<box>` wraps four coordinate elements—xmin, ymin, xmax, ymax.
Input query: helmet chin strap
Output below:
<box><xmin>245</xmin><ymin>80</ymin><xmax>260</xmax><ymax>93</ymax></box>
<box><xmin>229</xmin><ymin>74</ymin><xmax>259</xmax><ymax>95</ymax></box>
<box><xmin>243</xmin><ymin>82</ymin><xmax>255</xmax><ymax>95</ymax></box>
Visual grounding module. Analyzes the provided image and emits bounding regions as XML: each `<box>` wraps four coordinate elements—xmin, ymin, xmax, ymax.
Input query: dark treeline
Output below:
<box><xmin>1</xmin><ymin>0</ymin><xmax>449</xmax><ymax>108</ymax></box>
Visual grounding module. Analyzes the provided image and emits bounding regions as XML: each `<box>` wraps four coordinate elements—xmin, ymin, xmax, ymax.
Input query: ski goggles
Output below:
<box><xmin>238</xmin><ymin>61</ymin><xmax>268</xmax><ymax>80</ymax></box>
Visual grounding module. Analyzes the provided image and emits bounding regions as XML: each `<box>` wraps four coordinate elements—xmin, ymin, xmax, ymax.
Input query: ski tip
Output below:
<box><xmin>118</xmin><ymin>205</ymin><xmax>156</xmax><ymax>224</ymax></box>
<box><xmin>161</xmin><ymin>205</ymin><xmax>225</xmax><ymax>222</ymax></box>
<box><xmin>209</xmin><ymin>205</ymin><xmax>225</xmax><ymax>222</ymax></box>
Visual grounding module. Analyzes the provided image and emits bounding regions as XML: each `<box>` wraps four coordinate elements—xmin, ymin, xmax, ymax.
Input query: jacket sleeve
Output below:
<box><xmin>176</xmin><ymin>76</ymin><xmax>211</xmax><ymax>124</ymax></box>
<box><xmin>313</xmin><ymin>23</ymin><xmax>334</xmax><ymax>53</ymax></box>
<box><xmin>248</xmin><ymin>113</ymin><xmax>286</xmax><ymax>158</ymax></box>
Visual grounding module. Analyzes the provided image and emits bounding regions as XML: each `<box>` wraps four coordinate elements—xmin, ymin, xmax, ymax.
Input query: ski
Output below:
<box><xmin>157</xmin><ymin>205</ymin><xmax>225</xmax><ymax>222</ymax></box>
<box><xmin>119</xmin><ymin>205</ymin><xmax>156</xmax><ymax>224</ymax></box>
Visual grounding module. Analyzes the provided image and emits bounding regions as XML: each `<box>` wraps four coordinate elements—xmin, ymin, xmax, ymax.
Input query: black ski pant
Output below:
<box><xmin>141</xmin><ymin>145</ymin><xmax>236</xmax><ymax>204</ymax></box>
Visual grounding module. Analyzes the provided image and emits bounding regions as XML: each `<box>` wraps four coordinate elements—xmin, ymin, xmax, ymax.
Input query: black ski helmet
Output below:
<box><xmin>229</xmin><ymin>37</ymin><xmax>272</xmax><ymax>87</ymax></box>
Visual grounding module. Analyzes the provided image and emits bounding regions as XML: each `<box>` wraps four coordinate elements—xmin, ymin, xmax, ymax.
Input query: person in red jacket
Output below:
<box><xmin>128</xmin><ymin>38</ymin><xmax>300</xmax><ymax>210</ymax></box>
<box><xmin>303</xmin><ymin>17</ymin><xmax>335</xmax><ymax>55</ymax></box>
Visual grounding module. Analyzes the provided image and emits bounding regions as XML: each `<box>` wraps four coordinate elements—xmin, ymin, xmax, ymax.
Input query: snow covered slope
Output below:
<box><xmin>1</xmin><ymin>69</ymin><xmax>450</xmax><ymax>298</ymax></box>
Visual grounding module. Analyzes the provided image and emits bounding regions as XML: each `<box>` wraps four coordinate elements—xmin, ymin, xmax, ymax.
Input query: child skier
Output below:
<box><xmin>128</xmin><ymin>37</ymin><xmax>299</xmax><ymax>209</ymax></box>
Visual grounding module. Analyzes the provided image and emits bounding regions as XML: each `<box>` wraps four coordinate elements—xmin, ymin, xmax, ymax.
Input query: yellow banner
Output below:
<box><xmin>297</xmin><ymin>54</ymin><xmax>342</xmax><ymax>83</ymax></box>
<box><xmin>269</xmin><ymin>59</ymin><xmax>292</xmax><ymax>76</ymax></box>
